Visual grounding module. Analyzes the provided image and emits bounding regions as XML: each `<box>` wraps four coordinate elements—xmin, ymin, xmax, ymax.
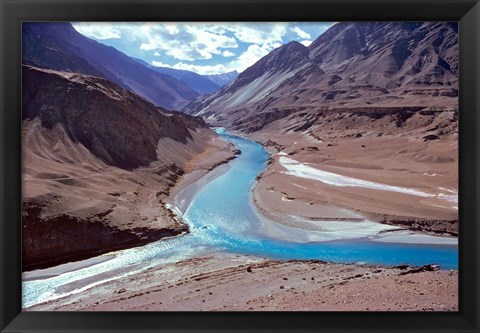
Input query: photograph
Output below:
<box><xmin>21</xmin><ymin>21</ymin><xmax>459</xmax><ymax>312</ymax></box>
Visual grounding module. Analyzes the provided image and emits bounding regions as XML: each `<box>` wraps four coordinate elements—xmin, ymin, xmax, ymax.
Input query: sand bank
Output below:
<box><xmin>168</xmin><ymin>164</ymin><xmax>232</xmax><ymax>216</ymax></box>
<box><xmin>250</xmin><ymin>130</ymin><xmax>458</xmax><ymax>239</ymax></box>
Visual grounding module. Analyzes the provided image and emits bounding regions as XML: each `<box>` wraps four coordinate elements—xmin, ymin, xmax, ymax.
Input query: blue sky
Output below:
<box><xmin>72</xmin><ymin>22</ymin><xmax>335</xmax><ymax>75</ymax></box>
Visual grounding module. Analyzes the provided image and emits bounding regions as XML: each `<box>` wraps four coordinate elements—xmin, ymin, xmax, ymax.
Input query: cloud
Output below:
<box><xmin>152</xmin><ymin>43</ymin><xmax>274</xmax><ymax>75</ymax></box>
<box><xmin>225</xmin><ymin>23</ymin><xmax>287</xmax><ymax>48</ymax></box>
<box><xmin>73</xmin><ymin>22</ymin><xmax>284</xmax><ymax>72</ymax></box>
<box><xmin>137</xmin><ymin>23</ymin><xmax>281</xmax><ymax>67</ymax></box>
<box><xmin>299</xmin><ymin>40</ymin><xmax>313</xmax><ymax>46</ymax></box>
<box><xmin>152</xmin><ymin>60</ymin><xmax>229</xmax><ymax>75</ymax></box>
<box><xmin>72</xmin><ymin>23</ymin><xmax>122</xmax><ymax>39</ymax></box>
<box><xmin>151</xmin><ymin>61</ymin><xmax>173</xmax><ymax>68</ymax></box>
<box><xmin>290</xmin><ymin>26</ymin><xmax>311</xmax><ymax>39</ymax></box>
<box><xmin>231</xmin><ymin>44</ymin><xmax>271</xmax><ymax>72</ymax></box>
<box><xmin>222</xmin><ymin>50</ymin><xmax>235</xmax><ymax>57</ymax></box>
<box><xmin>137</xmin><ymin>23</ymin><xmax>238</xmax><ymax>61</ymax></box>
<box><xmin>75</xmin><ymin>22</ymin><xmax>239</xmax><ymax>61</ymax></box>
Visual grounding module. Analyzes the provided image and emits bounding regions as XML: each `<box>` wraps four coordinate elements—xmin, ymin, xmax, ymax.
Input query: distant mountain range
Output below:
<box><xmin>131</xmin><ymin>57</ymin><xmax>221</xmax><ymax>95</ymax></box>
<box><xmin>183</xmin><ymin>22</ymin><xmax>458</xmax><ymax>134</ymax></box>
<box><xmin>23</xmin><ymin>22</ymin><xmax>201</xmax><ymax>110</ymax></box>
<box><xmin>23</xmin><ymin>22</ymin><xmax>241</xmax><ymax>110</ymax></box>
<box><xmin>203</xmin><ymin>71</ymin><xmax>239</xmax><ymax>87</ymax></box>
<box><xmin>132</xmin><ymin>57</ymin><xmax>238</xmax><ymax>92</ymax></box>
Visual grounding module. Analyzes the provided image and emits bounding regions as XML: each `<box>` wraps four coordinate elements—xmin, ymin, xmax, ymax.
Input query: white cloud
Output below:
<box><xmin>137</xmin><ymin>23</ymin><xmax>283</xmax><ymax>68</ymax></box>
<box><xmin>137</xmin><ymin>23</ymin><xmax>238</xmax><ymax>61</ymax></box>
<box><xmin>163</xmin><ymin>23</ymin><xmax>179</xmax><ymax>34</ymax></box>
<box><xmin>290</xmin><ymin>26</ymin><xmax>311</xmax><ymax>39</ymax></box>
<box><xmin>225</xmin><ymin>23</ymin><xmax>287</xmax><ymax>48</ymax></box>
<box><xmin>72</xmin><ymin>22</ymin><xmax>122</xmax><ymax>39</ymax></box>
<box><xmin>153</xmin><ymin>51</ymin><xmax>161</xmax><ymax>56</ymax></box>
<box><xmin>151</xmin><ymin>61</ymin><xmax>171</xmax><ymax>68</ymax></box>
<box><xmin>300</xmin><ymin>40</ymin><xmax>313</xmax><ymax>47</ymax></box>
<box><xmin>153</xmin><ymin>60</ymin><xmax>229</xmax><ymax>75</ymax></box>
<box><xmin>231</xmin><ymin>44</ymin><xmax>271</xmax><ymax>72</ymax></box>
<box><xmin>152</xmin><ymin>43</ymin><xmax>274</xmax><ymax>75</ymax></box>
<box><xmin>222</xmin><ymin>50</ymin><xmax>235</xmax><ymax>57</ymax></box>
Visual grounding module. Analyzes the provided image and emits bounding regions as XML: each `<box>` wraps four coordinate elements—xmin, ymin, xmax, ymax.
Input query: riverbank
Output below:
<box><xmin>22</xmin><ymin>128</ymin><xmax>237</xmax><ymax>271</ymax></box>
<box><xmin>26</xmin><ymin>253</ymin><xmax>457</xmax><ymax>311</ymax></box>
<box><xmin>249</xmin><ymin>130</ymin><xmax>458</xmax><ymax>238</ymax></box>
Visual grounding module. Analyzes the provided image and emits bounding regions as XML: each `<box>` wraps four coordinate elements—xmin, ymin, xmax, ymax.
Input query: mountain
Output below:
<box><xmin>22</xmin><ymin>65</ymin><xmax>206</xmax><ymax>170</ymax></box>
<box><xmin>183</xmin><ymin>22</ymin><xmax>458</xmax><ymax>135</ymax></box>
<box><xmin>308</xmin><ymin>22</ymin><xmax>458</xmax><ymax>87</ymax></box>
<box><xmin>131</xmin><ymin>57</ymin><xmax>221</xmax><ymax>95</ymax></box>
<box><xmin>203</xmin><ymin>71</ymin><xmax>239</xmax><ymax>87</ymax></box>
<box><xmin>184</xmin><ymin>41</ymin><xmax>322</xmax><ymax>121</ymax></box>
<box><xmin>22</xmin><ymin>65</ymin><xmax>235</xmax><ymax>270</ymax></box>
<box><xmin>22</xmin><ymin>22</ymin><xmax>199</xmax><ymax>110</ymax></box>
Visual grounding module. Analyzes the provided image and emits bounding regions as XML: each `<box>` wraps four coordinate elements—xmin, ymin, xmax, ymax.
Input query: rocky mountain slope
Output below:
<box><xmin>22</xmin><ymin>65</ymin><xmax>235</xmax><ymax>270</ymax></box>
<box><xmin>23</xmin><ymin>22</ymin><xmax>199</xmax><ymax>110</ymax></box>
<box><xmin>308</xmin><ymin>22</ymin><xmax>458</xmax><ymax>85</ymax></box>
<box><xmin>184</xmin><ymin>41</ymin><xmax>322</xmax><ymax>119</ymax></box>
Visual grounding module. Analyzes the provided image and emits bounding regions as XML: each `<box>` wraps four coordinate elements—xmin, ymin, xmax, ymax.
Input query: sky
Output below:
<box><xmin>72</xmin><ymin>22</ymin><xmax>335</xmax><ymax>75</ymax></box>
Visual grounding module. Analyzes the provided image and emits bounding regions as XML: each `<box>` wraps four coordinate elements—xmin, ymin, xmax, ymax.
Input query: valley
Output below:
<box><xmin>23</xmin><ymin>132</ymin><xmax>457</xmax><ymax>311</ymax></box>
<box><xmin>184</xmin><ymin>21</ymin><xmax>458</xmax><ymax>236</ymax></box>
<box><xmin>21</xmin><ymin>21</ymin><xmax>458</xmax><ymax>311</ymax></box>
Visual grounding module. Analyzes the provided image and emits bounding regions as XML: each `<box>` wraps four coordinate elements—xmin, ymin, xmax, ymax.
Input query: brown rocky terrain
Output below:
<box><xmin>183</xmin><ymin>22</ymin><xmax>458</xmax><ymax>234</ymax></box>
<box><xmin>248</xmin><ymin>108</ymin><xmax>458</xmax><ymax>236</ymax></box>
<box><xmin>26</xmin><ymin>253</ymin><xmax>457</xmax><ymax>311</ymax></box>
<box><xmin>22</xmin><ymin>65</ymin><xmax>236</xmax><ymax>271</ymax></box>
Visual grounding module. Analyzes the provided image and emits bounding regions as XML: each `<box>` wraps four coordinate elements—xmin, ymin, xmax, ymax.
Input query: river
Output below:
<box><xmin>22</xmin><ymin>132</ymin><xmax>458</xmax><ymax>308</ymax></box>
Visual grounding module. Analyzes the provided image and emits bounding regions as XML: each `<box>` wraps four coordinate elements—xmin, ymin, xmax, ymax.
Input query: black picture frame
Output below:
<box><xmin>1</xmin><ymin>0</ymin><xmax>479</xmax><ymax>332</ymax></box>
